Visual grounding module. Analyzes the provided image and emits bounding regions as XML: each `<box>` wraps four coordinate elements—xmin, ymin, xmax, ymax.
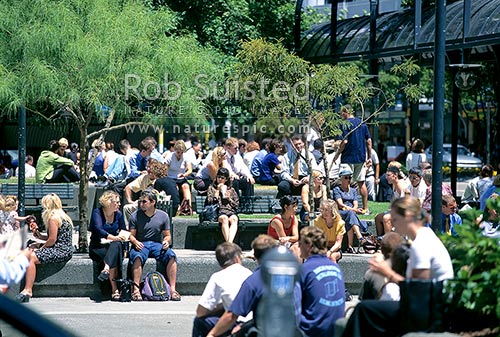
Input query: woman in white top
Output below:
<box><xmin>405</xmin><ymin>138</ymin><xmax>427</xmax><ymax>170</ymax></box>
<box><xmin>164</xmin><ymin>140</ymin><xmax>193</xmax><ymax>215</ymax></box>
<box><xmin>343</xmin><ymin>196</ymin><xmax>454</xmax><ymax>336</ymax></box>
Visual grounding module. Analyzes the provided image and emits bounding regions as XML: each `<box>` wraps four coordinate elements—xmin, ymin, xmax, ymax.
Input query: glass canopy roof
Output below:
<box><xmin>299</xmin><ymin>0</ymin><xmax>500</xmax><ymax>65</ymax></box>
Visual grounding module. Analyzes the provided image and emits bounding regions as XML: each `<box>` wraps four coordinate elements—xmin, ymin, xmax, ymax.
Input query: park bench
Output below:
<box><xmin>0</xmin><ymin>183</ymin><xmax>78</xmax><ymax>214</ymax></box>
<box><xmin>193</xmin><ymin>195</ymin><xmax>304</xmax><ymax>214</ymax></box>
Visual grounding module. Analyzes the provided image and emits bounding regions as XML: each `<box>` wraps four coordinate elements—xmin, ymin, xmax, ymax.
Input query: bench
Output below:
<box><xmin>0</xmin><ymin>183</ymin><xmax>78</xmax><ymax>215</ymax></box>
<box><xmin>193</xmin><ymin>195</ymin><xmax>304</xmax><ymax>214</ymax></box>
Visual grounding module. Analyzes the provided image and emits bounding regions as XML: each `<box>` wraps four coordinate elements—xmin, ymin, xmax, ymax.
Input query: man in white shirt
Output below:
<box><xmin>15</xmin><ymin>155</ymin><xmax>36</xmax><ymax>178</ymax></box>
<box><xmin>184</xmin><ymin>141</ymin><xmax>204</xmax><ymax>177</ymax></box>
<box><xmin>408</xmin><ymin>168</ymin><xmax>427</xmax><ymax>205</ymax></box>
<box><xmin>277</xmin><ymin>134</ymin><xmax>312</xmax><ymax>198</ymax></box>
<box><xmin>192</xmin><ymin>242</ymin><xmax>252</xmax><ymax>337</ymax></box>
<box><xmin>224</xmin><ymin>137</ymin><xmax>255</xmax><ymax>199</ymax></box>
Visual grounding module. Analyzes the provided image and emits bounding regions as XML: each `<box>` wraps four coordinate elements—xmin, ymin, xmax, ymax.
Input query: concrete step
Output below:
<box><xmin>7</xmin><ymin>250</ymin><xmax>370</xmax><ymax>299</ymax></box>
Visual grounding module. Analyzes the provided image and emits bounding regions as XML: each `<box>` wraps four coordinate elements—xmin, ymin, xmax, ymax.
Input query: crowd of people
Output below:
<box><xmin>2</xmin><ymin>106</ymin><xmax>500</xmax><ymax>336</ymax></box>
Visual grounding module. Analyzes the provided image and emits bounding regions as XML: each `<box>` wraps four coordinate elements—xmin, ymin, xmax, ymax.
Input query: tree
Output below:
<box><xmin>0</xmin><ymin>0</ymin><xmax>226</xmax><ymax>251</ymax></box>
<box><xmin>231</xmin><ymin>39</ymin><xmax>422</xmax><ymax>218</ymax></box>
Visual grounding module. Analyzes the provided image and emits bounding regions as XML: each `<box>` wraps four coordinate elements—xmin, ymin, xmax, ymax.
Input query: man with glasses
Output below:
<box><xmin>441</xmin><ymin>194</ymin><xmax>462</xmax><ymax>236</ymax></box>
<box><xmin>408</xmin><ymin>168</ymin><xmax>426</xmax><ymax>205</ymax></box>
<box><xmin>129</xmin><ymin>190</ymin><xmax>181</xmax><ymax>301</ymax></box>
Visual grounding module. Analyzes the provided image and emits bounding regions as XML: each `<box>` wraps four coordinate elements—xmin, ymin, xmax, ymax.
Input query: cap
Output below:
<box><xmin>339</xmin><ymin>166</ymin><xmax>353</xmax><ymax>177</ymax></box>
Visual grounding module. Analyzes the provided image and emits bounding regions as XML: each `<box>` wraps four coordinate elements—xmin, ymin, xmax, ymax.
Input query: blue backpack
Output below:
<box><xmin>141</xmin><ymin>271</ymin><xmax>171</xmax><ymax>301</ymax></box>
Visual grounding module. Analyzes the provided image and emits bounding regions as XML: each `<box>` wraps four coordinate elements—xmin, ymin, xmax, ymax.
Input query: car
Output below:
<box><xmin>424</xmin><ymin>144</ymin><xmax>483</xmax><ymax>169</ymax></box>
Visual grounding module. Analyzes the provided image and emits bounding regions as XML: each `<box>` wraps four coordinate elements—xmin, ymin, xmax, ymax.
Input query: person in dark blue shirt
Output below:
<box><xmin>258</xmin><ymin>139</ymin><xmax>284</xmax><ymax>185</ymax></box>
<box><xmin>299</xmin><ymin>226</ymin><xmax>346</xmax><ymax>337</ymax></box>
<box><xmin>206</xmin><ymin>235</ymin><xmax>278</xmax><ymax>337</ymax></box>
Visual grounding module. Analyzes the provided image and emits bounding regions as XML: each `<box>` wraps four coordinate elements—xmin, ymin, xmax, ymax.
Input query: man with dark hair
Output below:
<box><xmin>441</xmin><ymin>194</ymin><xmax>462</xmax><ymax>236</ymax></box>
<box><xmin>128</xmin><ymin>190</ymin><xmax>181</xmax><ymax>301</ymax></box>
<box><xmin>206</xmin><ymin>235</ymin><xmax>278</xmax><ymax>337</ymax></box>
<box><xmin>35</xmin><ymin>140</ymin><xmax>80</xmax><ymax>183</ymax></box>
<box><xmin>250</xmin><ymin>137</ymin><xmax>272</xmax><ymax>180</ymax></box>
<box><xmin>298</xmin><ymin>226</ymin><xmax>346</xmax><ymax>337</ymax></box>
<box><xmin>193</xmin><ymin>242</ymin><xmax>252</xmax><ymax>337</ymax></box>
<box><xmin>277</xmin><ymin>134</ymin><xmax>312</xmax><ymax>198</ymax></box>
<box><xmin>128</xmin><ymin>138</ymin><xmax>154</xmax><ymax>180</ymax></box>
<box><xmin>337</xmin><ymin>105</ymin><xmax>372</xmax><ymax>213</ymax></box>
<box><xmin>359</xmin><ymin>232</ymin><xmax>403</xmax><ymax>300</ymax></box>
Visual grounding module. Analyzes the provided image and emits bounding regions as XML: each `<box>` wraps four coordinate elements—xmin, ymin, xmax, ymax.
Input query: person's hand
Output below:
<box><xmin>368</xmin><ymin>255</ymin><xmax>391</xmax><ymax>277</ymax></box>
<box><xmin>300</xmin><ymin>176</ymin><xmax>309</xmax><ymax>184</ymax></box>
<box><xmin>248</xmin><ymin>177</ymin><xmax>255</xmax><ymax>185</ymax></box>
<box><xmin>279</xmin><ymin>237</ymin><xmax>289</xmax><ymax>245</ymax></box>
<box><xmin>291</xmin><ymin>179</ymin><xmax>301</xmax><ymax>187</ymax></box>
<box><xmin>177</xmin><ymin>173</ymin><xmax>184</xmax><ymax>179</ymax></box>
<box><xmin>29</xmin><ymin>221</ymin><xmax>38</xmax><ymax>233</ymax></box>
<box><xmin>134</xmin><ymin>240</ymin><xmax>144</xmax><ymax>250</ymax></box>
<box><xmin>162</xmin><ymin>240</ymin><xmax>170</xmax><ymax>250</ymax></box>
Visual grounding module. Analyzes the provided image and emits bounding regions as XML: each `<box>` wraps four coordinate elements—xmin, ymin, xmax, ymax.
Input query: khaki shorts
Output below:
<box><xmin>347</xmin><ymin>163</ymin><xmax>367</xmax><ymax>182</ymax></box>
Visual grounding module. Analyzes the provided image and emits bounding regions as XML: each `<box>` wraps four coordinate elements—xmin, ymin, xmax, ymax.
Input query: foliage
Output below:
<box><xmin>441</xmin><ymin>198</ymin><xmax>500</xmax><ymax>324</ymax></box>
<box><xmin>0</xmin><ymin>0</ymin><xmax>226</xmax><ymax>250</ymax></box>
<box><xmin>147</xmin><ymin>0</ymin><xmax>298</xmax><ymax>55</ymax></box>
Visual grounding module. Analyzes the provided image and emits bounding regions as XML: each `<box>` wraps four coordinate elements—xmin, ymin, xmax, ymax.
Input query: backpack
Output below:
<box><xmin>141</xmin><ymin>271</ymin><xmax>171</xmax><ymax>301</ymax></box>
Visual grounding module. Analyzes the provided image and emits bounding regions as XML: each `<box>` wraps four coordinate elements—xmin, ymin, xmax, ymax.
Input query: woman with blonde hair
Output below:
<box><xmin>164</xmin><ymin>140</ymin><xmax>193</xmax><ymax>215</ymax></box>
<box><xmin>194</xmin><ymin>146</ymin><xmax>229</xmax><ymax>194</ymax></box>
<box><xmin>300</xmin><ymin>170</ymin><xmax>328</xmax><ymax>222</ymax></box>
<box><xmin>16</xmin><ymin>194</ymin><xmax>73</xmax><ymax>302</ymax></box>
<box><xmin>314</xmin><ymin>199</ymin><xmax>345</xmax><ymax>262</ymax></box>
<box><xmin>89</xmin><ymin>190</ymin><xmax>127</xmax><ymax>300</ymax></box>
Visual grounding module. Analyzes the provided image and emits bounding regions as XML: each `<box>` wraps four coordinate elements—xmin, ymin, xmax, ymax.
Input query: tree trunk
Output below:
<box><xmin>78</xmin><ymin>129</ymin><xmax>89</xmax><ymax>253</ymax></box>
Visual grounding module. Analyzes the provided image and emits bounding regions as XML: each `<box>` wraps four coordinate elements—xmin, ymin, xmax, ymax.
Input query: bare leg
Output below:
<box><xmin>347</xmin><ymin>229</ymin><xmax>354</xmax><ymax>250</ymax></box>
<box><xmin>182</xmin><ymin>183</ymin><xmax>192</xmax><ymax>213</ymax></box>
<box><xmin>131</xmin><ymin>257</ymin><xmax>143</xmax><ymax>295</ymax></box>
<box><xmin>109</xmin><ymin>267</ymin><xmax>119</xmax><ymax>294</ymax></box>
<box><xmin>358</xmin><ymin>181</ymin><xmax>368</xmax><ymax>211</ymax></box>
<box><xmin>375</xmin><ymin>212</ymin><xmax>385</xmax><ymax>236</ymax></box>
<box><xmin>219</xmin><ymin>215</ymin><xmax>230</xmax><ymax>242</ymax></box>
<box><xmin>227</xmin><ymin>215</ymin><xmax>239</xmax><ymax>243</ymax></box>
<box><xmin>166</xmin><ymin>257</ymin><xmax>177</xmax><ymax>293</ymax></box>
<box><xmin>382</xmin><ymin>214</ymin><xmax>392</xmax><ymax>234</ymax></box>
<box><xmin>20</xmin><ymin>255</ymin><xmax>39</xmax><ymax>296</ymax></box>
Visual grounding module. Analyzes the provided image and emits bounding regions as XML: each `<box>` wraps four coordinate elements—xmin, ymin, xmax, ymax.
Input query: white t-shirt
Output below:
<box><xmin>198</xmin><ymin>263</ymin><xmax>253</xmax><ymax>321</ymax></box>
<box><xmin>406</xmin><ymin>227</ymin><xmax>454</xmax><ymax>281</ymax></box>
<box><xmin>406</xmin><ymin>152</ymin><xmax>426</xmax><ymax>170</ymax></box>
<box><xmin>409</xmin><ymin>179</ymin><xmax>427</xmax><ymax>203</ymax></box>
<box><xmin>165</xmin><ymin>151</ymin><xmax>188</xmax><ymax>179</ymax></box>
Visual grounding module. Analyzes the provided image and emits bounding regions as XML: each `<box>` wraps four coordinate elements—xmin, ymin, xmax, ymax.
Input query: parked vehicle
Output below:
<box><xmin>424</xmin><ymin>144</ymin><xmax>482</xmax><ymax>169</ymax></box>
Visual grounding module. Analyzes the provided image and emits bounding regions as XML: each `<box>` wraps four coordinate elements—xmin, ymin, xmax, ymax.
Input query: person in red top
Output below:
<box><xmin>267</xmin><ymin>195</ymin><xmax>300</xmax><ymax>259</ymax></box>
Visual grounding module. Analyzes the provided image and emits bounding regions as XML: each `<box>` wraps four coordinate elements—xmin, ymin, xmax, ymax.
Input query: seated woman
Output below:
<box><xmin>164</xmin><ymin>140</ymin><xmax>193</xmax><ymax>216</ymax></box>
<box><xmin>343</xmin><ymin>196</ymin><xmax>454</xmax><ymax>337</ymax></box>
<box><xmin>300</xmin><ymin>170</ymin><xmax>327</xmax><ymax>222</ymax></box>
<box><xmin>16</xmin><ymin>194</ymin><xmax>73</xmax><ymax>302</ymax></box>
<box><xmin>194</xmin><ymin>146</ymin><xmax>228</xmax><ymax>194</ymax></box>
<box><xmin>333</xmin><ymin>167</ymin><xmax>367</xmax><ymax>253</ymax></box>
<box><xmin>206</xmin><ymin>168</ymin><xmax>240</xmax><ymax>243</ymax></box>
<box><xmin>314</xmin><ymin>199</ymin><xmax>345</xmax><ymax>262</ymax></box>
<box><xmin>258</xmin><ymin>139</ymin><xmax>283</xmax><ymax>185</ymax></box>
<box><xmin>267</xmin><ymin>195</ymin><xmax>300</xmax><ymax>258</ymax></box>
<box><xmin>89</xmin><ymin>191</ymin><xmax>127</xmax><ymax>301</ymax></box>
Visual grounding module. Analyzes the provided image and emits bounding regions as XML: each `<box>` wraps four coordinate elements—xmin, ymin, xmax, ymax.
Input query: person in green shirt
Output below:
<box><xmin>35</xmin><ymin>140</ymin><xmax>80</xmax><ymax>183</ymax></box>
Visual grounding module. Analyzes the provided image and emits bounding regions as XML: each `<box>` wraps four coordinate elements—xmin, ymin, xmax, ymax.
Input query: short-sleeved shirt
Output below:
<box><xmin>332</xmin><ymin>186</ymin><xmax>358</xmax><ymax>208</ymax></box>
<box><xmin>129</xmin><ymin>209</ymin><xmax>170</xmax><ymax>243</ymax></box>
<box><xmin>314</xmin><ymin>216</ymin><xmax>346</xmax><ymax>245</ymax></box>
<box><xmin>228</xmin><ymin>268</ymin><xmax>265</xmax><ymax>318</ymax></box>
<box><xmin>198</xmin><ymin>263</ymin><xmax>253</xmax><ymax>321</ymax></box>
<box><xmin>339</xmin><ymin>117</ymin><xmax>371</xmax><ymax>164</ymax></box>
<box><xmin>165</xmin><ymin>152</ymin><xmax>188</xmax><ymax>178</ymax></box>
<box><xmin>406</xmin><ymin>227</ymin><xmax>454</xmax><ymax>281</ymax></box>
<box><xmin>260</xmin><ymin>153</ymin><xmax>281</xmax><ymax>182</ymax></box>
<box><xmin>300</xmin><ymin>255</ymin><xmax>345</xmax><ymax>337</ymax></box>
<box><xmin>127</xmin><ymin>174</ymin><xmax>154</xmax><ymax>193</ymax></box>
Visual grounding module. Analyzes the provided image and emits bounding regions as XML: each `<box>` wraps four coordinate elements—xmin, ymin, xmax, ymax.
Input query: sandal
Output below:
<box><xmin>98</xmin><ymin>269</ymin><xmax>110</xmax><ymax>281</ymax></box>
<box><xmin>16</xmin><ymin>292</ymin><xmax>31</xmax><ymax>303</ymax></box>
<box><xmin>170</xmin><ymin>290</ymin><xmax>181</xmax><ymax>301</ymax></box>
<box><xmin>131</xmin><ymin>292</ymin><xmax>143</xmax><ymax>301</ymax></box>
<box><xmin>111</xmin><ymin>290</ymin><xmax>121</xmax><ymax>301</ymax></box>
<box><xmin>346</xmin><ymin>247</ymin><xmax>355</xmax><ymax>254</ymax></box>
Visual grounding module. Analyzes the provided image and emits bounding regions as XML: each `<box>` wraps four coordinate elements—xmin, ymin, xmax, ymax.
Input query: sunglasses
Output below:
<box><xmin>410</xmin><ymin>176</ymin><xmax>421</xmax><ymax>180</ymax></box>
<box><xmin>343</xmin><ymin>176</ymin><xmax>352</xmax><ymax>180</ymax></box>
<box><xmin>217</xmin><ymin>175</ymin><xmax>227</xmax><ymax>179</ymax></box>
<box><xmin>139</xmin><ymin>200</ymin><xmax>149</xmax><ymax>204</ymax></box>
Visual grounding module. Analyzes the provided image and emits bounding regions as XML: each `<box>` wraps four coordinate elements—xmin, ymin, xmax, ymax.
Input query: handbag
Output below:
<box><xmin>177</xmin><ymin>199</ymin><xmax>193</xmax><ymax>216</ymax></box>
<box><xmin>199</xmin><ymin>204</ymin><xmax>219</xmax><ymax>223</ymax></box>
<box><xmin>399</xmin><ymin>279</ymin><xmax>445</xmax><ymax>334</ymax></box>
<box><xmin>360</xmin><ymin>234</ymin><xmax>381</xmax><ymax>254</ymax></box>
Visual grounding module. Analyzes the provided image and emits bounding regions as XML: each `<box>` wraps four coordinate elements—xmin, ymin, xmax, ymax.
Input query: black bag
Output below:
<box><xmin>399</xmin><ymin>279</ymin><xmax>445</xmax><ymax>334</ymax></box>
<box><xmin>115</xmin><ymin>278</ymin><xmax>137</xmax><ymax>302</ymax></box>
<box><xmin>199</xmin><ymin>204</ymin><xmax>219</xmax><ymax>223</ymax></box>
<box><xmin>361</xmin><ymin>234</ymin><xmax>381</xmax><ymax>254</ymax></box>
